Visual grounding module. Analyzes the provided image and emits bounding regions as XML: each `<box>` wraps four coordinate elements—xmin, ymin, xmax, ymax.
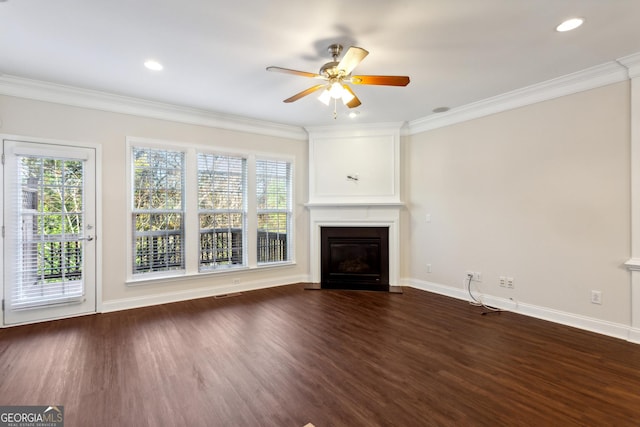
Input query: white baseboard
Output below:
<box><xmin>406</xmin><ymin>278</ymin><xmax>468</xmax><ymax>301</ymax></box>
<box><xmin>404</xmin><ymin>278</ymin><xmax>634</xmax><ymax>344</ymax></box>
<box><xmin>101</xmin><ymin>274</ymin><xmax>309</xmax><ymax>313</ymax></box>
<box><xmin>628</xmin><ymin>328</ymin><xmax>640</xmax><ymax>344</ymax></box>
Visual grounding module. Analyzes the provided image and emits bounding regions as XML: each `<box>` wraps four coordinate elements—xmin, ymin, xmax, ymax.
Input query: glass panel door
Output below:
<box><xmin>3</xmin><ymin>140</ymin><xmax>96</xmax><ymax>325</ymax></box>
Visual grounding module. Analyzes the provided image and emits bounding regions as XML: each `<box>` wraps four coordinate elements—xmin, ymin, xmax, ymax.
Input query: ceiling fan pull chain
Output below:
<box><xmin>333</xmin><ymin>98</ymin><xmax>338</xmax><ymax>119</ymax></box>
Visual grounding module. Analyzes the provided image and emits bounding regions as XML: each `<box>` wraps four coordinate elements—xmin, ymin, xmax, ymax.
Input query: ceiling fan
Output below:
<box><xmin>266</xmin><ymin>44</ymin><xmax>410</xmax><ymax>114</ymax></box>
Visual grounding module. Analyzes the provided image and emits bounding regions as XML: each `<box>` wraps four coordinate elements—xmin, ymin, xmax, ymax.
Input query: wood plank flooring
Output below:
<box><xmin>1</xmin><ymin>284</ymin><xmax>640</xmax><ymax>426</ymax></box>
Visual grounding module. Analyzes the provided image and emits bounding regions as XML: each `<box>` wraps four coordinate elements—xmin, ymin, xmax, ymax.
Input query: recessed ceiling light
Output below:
<box><xmin>144</xmin><ymin>60</ymin><xmax>163</xmax><ymax>71</ymax></box>
<box><xmin>556</xmin><ymin>18</ymin><xmax>584</xmax><ymax>32</ymax></box>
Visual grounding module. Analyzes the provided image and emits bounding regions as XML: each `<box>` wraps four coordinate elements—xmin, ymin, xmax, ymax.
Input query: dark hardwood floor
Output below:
<box><xmin>1</xmin><ymin>284</ymin><xmax>640</xmax><ymax>426</ymax></box>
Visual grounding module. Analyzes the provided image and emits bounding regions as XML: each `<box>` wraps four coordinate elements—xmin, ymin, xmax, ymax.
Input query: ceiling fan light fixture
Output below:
<box><xmin>318</xmin><ymin>89</ymin><xmax>331</xmax><ymax>105</ymax></box>
<box><xmin>329</xmin><ymin>81</ymin><xmax>344</xmax><ymax>99</ymax></box>
<box><xmin>341</xmin><ymin>86</ymin><xmax>355</xmax><ymax>104</ymax></box>
<box><xmin>556</xmin><ymin>17</ymin><xmax>584</xmax><ymax>32</ymax></box>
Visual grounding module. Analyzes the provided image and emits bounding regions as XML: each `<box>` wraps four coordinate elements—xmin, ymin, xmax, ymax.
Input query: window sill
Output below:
<box><xmin>125</xmin><ymin>261</ymin><xmax>296</xmax><ymax>287</ymax></box>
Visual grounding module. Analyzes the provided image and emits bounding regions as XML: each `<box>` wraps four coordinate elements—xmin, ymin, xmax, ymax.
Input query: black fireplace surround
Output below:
<box><xmin>320</xmin><ymin>226</ymin><xmax>389</xmax><ymax>291</ymax></box>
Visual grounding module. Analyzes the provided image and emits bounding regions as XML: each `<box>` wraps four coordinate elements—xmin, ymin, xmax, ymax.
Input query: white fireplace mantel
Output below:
<box><xmin>305</xmin><ymin>123</ymin><xmax>405</xmax><ymax>288</ymax></box>
<box><xmin>308</xmin><ymin>205</ymin><xmax>402</xmax><ymax>286</ymax></box>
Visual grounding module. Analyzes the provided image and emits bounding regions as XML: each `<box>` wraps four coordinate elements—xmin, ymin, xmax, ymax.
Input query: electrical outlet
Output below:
<box><xmin>499</xmin><ymin>276</ymin><xmax>506</xmax><ymax>287</ymax></box>
<box><xmin>591</xmin><ymin>290</ymin><xmax>602</xmax><ymax>305</ymax></box>
<box><xmin>233</xmin><ymin>279</ymin><xmax>240</xmax><ymax>285</ymax></box>
<box><xmin>465</xmin><ymin>271</ymin><xmax>482</xmax><ymax>282</ymax></box>
<box><xmin>464</xmin><ymin>271</ymin><xmax>473</xmax><ymax>288</ymax></box>
<box><xmin>506</xmin><ymin>277</ymin><xmax>514</xmax><ymax>289</ymax></box>
<box><xmin>426</xmin><ymin>264</ymin><xmax>432</xmax><ymax>273</ymax></box>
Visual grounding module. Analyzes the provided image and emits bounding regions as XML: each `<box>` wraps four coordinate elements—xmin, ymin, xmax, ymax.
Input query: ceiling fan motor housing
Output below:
<box><xmin>320</xmin><ymin>61</ymin><xmax>343</xmax><ymax>79</ymax></box>
<box><xmin>320</xmin><ymin>44</ymin><xmax>347</xmax><ymax>79</ymax></box>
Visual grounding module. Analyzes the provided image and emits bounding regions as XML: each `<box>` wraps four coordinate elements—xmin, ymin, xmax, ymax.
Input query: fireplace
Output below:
<box><xmin>320</xmin><ymin>226</ymin><xmax>389</xmax><ymax>291</ymax></box>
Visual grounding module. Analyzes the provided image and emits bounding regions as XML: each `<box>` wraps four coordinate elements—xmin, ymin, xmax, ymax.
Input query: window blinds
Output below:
<box><xmin>256</xmin><ymin>159</ymin><xmax>291</xmax><ymax>263</ymax></box>
<box><xmin>8</xmin><ymin>155</ymin><xmax>85</xmax><ymax>309</ymax></box>
<box><xmin>197</xmin><ymin>153</ymin><xmax>247</xmax><ymax>269</ymax></box>
<box><xmin>131</xmin><ymin>147</ymin><xmax>185</xmax><ymax>274</ymax></box>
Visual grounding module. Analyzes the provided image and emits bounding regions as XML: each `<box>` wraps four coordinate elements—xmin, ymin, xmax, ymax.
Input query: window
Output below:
<box><xmin>256</xmin><ymin>159</ymin><xmax>292</xmax><ymax>263</ymax></box>
<box><xmin>128</xmin><ymin>139</ymin><xmax>294</xmax><ymax>281</ymax></box>
<box><xmin>131</xmin><ymin>147</ymin><xmax>185</xmax><ymax>274</ymax></box>
<box><xmin>8</xmin><ymin>154</ymin><xmax>85</xmax><ymax>306</ymax></box>
<box><xmin>198</xmin><ymin>153</ymin><xmax>247</xmax><ymax>270</ymax></box>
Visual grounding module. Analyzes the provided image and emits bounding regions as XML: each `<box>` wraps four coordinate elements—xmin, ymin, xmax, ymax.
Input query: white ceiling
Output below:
<box><xmin>2</xmin><ymin>0</ymin><xmax>640</xmax><ymax>128</ymax></box>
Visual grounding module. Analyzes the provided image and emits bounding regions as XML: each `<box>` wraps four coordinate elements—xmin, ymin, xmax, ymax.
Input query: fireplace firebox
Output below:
<box><xmin>320</xmin><ymin>227</ymin><xmax>389</xmax><ymax>291</ymax></box>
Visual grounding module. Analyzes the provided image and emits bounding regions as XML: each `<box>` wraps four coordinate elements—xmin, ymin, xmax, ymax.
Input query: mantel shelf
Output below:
<box><xmin>305</xmin><ymin>202</ymin><xmax>405</xmax><ymax>208</ymax></box>
<box><xmin>625</xmin><ymin>258</ymin><xmax>640</xmax><ymax>271</ymax></box>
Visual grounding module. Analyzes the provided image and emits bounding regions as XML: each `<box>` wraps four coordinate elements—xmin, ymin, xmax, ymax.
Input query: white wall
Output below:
<box><xmin>403</xmin><ymin>82</ymin><xmax>632</xmax><ymax>331</ymax></box>
<box><xmin>0</xmin><ymin>94</ymin><xmax>310</xmax><ymax>310</ymax></box>
<box><xmin>1</xmin><ymin>78</ymin><xmax>636</xmax><ymax>341</ymax></box>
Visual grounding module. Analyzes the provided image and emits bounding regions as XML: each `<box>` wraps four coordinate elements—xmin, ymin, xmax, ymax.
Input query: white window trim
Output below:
<box><xmin>126</xmin><ymin>138</ymin><xmax>189</xmax><ymax>281</ymax></box>
<box><xmin>125</xmin><ymin>137</ymin><xmax>296</xmax><ymax>285</ymax></box>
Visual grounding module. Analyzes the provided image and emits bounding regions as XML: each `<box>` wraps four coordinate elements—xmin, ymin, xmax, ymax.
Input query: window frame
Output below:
<box><xmin>128</xmin><ymin>141</ymin><xmax>187</xmax><ymax>279</ymax></box>
<box><xmin>126</xmin><ymin>137</ymin><xmax>295</xmax><ymax>285</ymax></box>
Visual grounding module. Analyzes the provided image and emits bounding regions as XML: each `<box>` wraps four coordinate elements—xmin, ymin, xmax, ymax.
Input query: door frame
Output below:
<box><xmin>1</xmin><ymin>134</ymin><xmax>102</xmax><ymax>327</ymax></box>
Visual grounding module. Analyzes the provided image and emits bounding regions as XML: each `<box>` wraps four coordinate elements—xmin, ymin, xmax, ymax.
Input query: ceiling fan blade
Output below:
<box><xmin>337</xmin><ymin>46</ymin><xmax>369</xmax><ymax>75</ymax></box>
<box><xmin>343</xmin><ymin>86</ymin><xmax>361</xmax><ymax>108</ymax></box>
<box><xmin>266</xmin><ymin>66</ymin><xmax>324</xmax><ymax>79</ymax></box>
<box><xmin>283</xmin><ymin>84</ymin><xmax>326</xmax><ymax>103</ymax></box>
<box><xmin>350</xmin><ymin>75</ymin><xmax>410</xmax><ymax>86</ymax></box>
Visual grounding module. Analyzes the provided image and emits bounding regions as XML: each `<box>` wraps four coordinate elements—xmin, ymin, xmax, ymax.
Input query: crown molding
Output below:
<box><xmin>408</xmin><ymin>59</ymin><xmax>631</xmax><ymax>135</ymax></box>
<box><xmin>618</xmin><ymin>52</ymin><xmax>640</xmax><ymax>79</ymax></box>
<box><xmin>2</xmin><ymin>52</ymin><xmax>639</xmax><ymax>140</ymax></box>
<box><xmin>0</xmin><ymin>75</ymin><xmax>308</xmax><ymax>141</ymax></box>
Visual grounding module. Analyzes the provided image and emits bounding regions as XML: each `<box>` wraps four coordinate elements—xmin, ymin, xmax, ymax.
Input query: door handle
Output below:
<box><xmin>79</xmin><ymin>235</ymin><xmax>94</xmax><ymax>242</ymax></box>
